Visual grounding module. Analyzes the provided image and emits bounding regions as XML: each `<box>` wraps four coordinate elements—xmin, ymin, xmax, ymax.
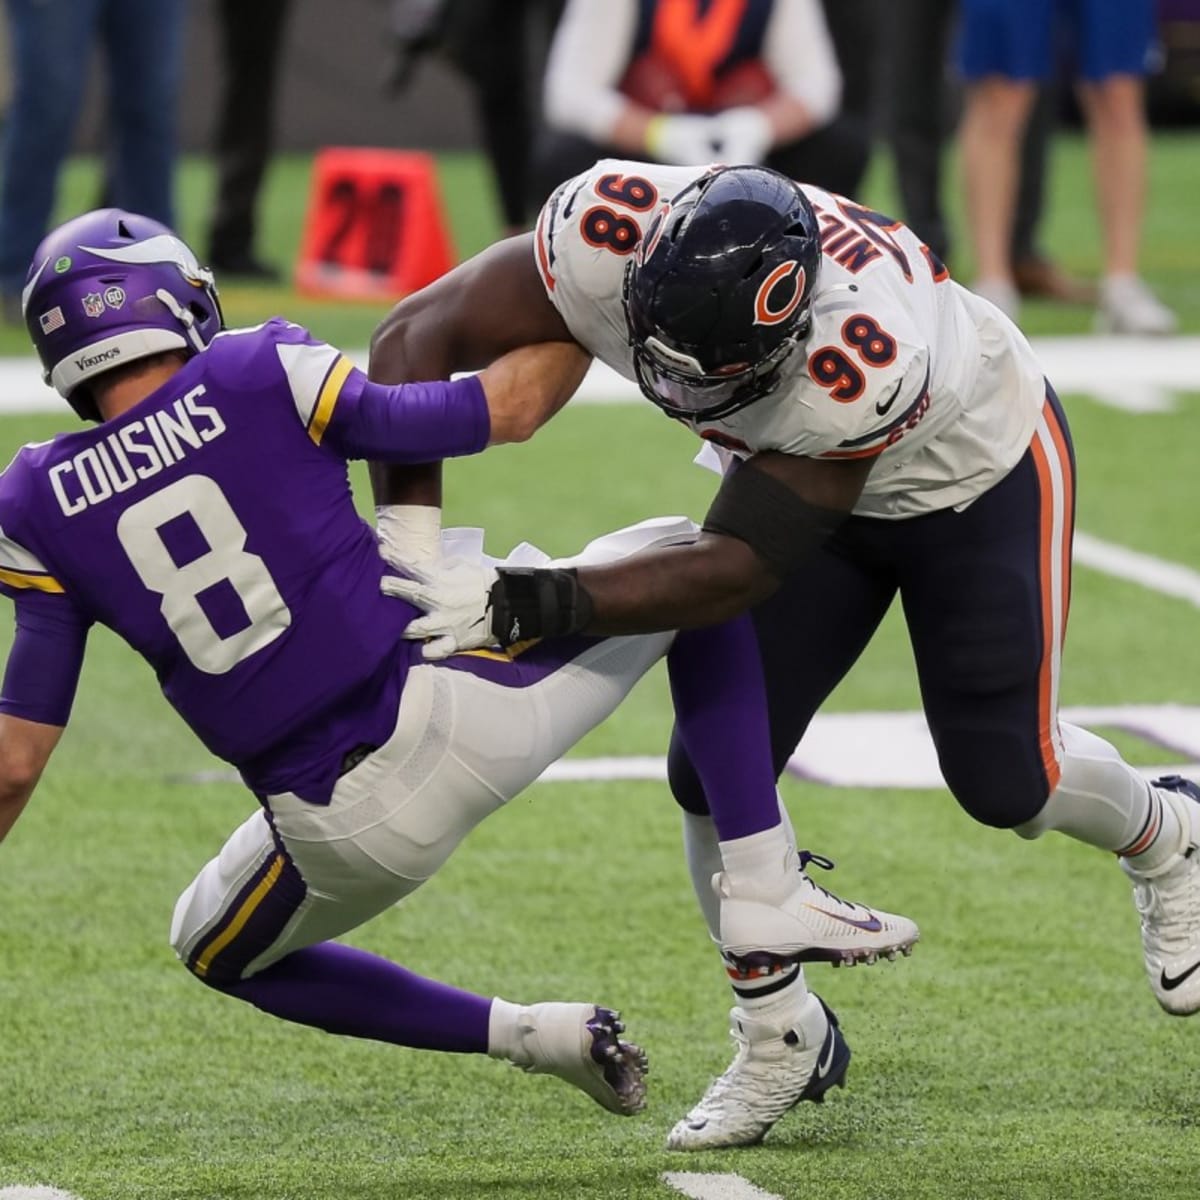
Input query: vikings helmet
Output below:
<box><xmin>22</xmin><ymin>209</ymin><xmax>224</xmax><ymax>421</ymax></box>
<box><xmin>624</xmin><ymin>166</ymin><xmax>821</xmax><ymax>422</ymax></box>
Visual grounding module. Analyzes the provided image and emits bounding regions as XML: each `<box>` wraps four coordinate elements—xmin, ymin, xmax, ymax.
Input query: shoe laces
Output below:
<box><xmin>692</xmin><ymin>1031</ymin><xmax>799</xmax><ymax>1122</ymax></box>
<box><xmin>1133</xmin><ymin>847</ymin><xmax>1200</xmax><ymax>945</ymax></box>
<box><xmin>797</xmin><ymin>850</ymin><xmax>845</xmax><ymax>905</ymax></box>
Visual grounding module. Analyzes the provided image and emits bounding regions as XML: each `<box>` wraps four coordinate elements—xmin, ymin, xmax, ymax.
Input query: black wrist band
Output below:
<box><xmin>488</xmin><ymin>567</ymin><xmax>595</xmax><ymax>647</ymax></box>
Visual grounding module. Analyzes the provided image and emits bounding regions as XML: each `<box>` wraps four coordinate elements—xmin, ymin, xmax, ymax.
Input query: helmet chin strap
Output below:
<box><xmin>155</xmin><ymin>288</ymin><xmax>208</xmax><ymax>354</ymax></box>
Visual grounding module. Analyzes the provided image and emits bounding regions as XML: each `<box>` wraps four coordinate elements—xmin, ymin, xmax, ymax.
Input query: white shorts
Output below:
<box><xmin>169</xmin><ymin>518</ymin><xmax>694</xmax><ymax>984</ymax></box>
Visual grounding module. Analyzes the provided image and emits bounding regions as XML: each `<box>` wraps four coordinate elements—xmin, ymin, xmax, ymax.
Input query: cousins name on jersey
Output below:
<box><xmin>49</xmin><ymin>386</ymin><xmax>226</xmax><ymax>517</ymax></box>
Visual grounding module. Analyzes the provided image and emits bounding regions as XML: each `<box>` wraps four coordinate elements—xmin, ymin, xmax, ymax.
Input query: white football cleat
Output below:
<box><xmin>718</xmin><ymin>851</ymin><xmax>920</xmax><ymax>968</ymax></box>
<box><xmin>510</xmin><ymin>1002</ymin><xmax>648</xmax><ymax>1114</ymax></box>
<box><xmin>666</xmin><ymin>992</ymin><xmax>849</xmax><ymax>1151</ymax></box>
<box><xmin>1120</xmin><ymin>776</ymin><xmax>1200</xmax><ymax>1016</ymax></box>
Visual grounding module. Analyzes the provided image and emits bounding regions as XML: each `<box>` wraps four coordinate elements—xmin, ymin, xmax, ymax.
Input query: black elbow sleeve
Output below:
<box><xmin>702</xmin><ymin>463</ymin><xmax>846</xmax><ymax>579</ymax></box>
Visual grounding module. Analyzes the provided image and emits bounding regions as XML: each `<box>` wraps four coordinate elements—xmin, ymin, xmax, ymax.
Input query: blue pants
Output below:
<box><xmin>0</xmin><ymin>0</ymin><xmax>186</xmax><ymax>293</ymax></box>
<box><xmin>957</xmin><ymin>0</ymin><xmax>1157</xmax><ymax>82</ymax></box>
<box><xmin>670</xmin><ymin>386</ymin><xmax>1078</xmax><ymax>831</ymax></box>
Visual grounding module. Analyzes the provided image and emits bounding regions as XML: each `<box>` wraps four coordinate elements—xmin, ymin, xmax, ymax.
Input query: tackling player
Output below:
<box><xmin>0</xmin><ymin>209</ymin><xmax>912</xmax><ymax>1123</ymax></box>
<box><xmin>370</xmin><ymin>161</ymin><xmax>1200</xmax><ymax>1149</ymax></box>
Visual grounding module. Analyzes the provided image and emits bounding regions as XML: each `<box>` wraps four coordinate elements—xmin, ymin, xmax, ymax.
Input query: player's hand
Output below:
<box><xmin>381</xmin><ymin>557</ymin><xmax>499</xmax><ymax>660</ymax></box>
<box><xmin>711</xmin><ymin>106</ymin><xmax>773</xmax><ymax>165</ymax></box>
<box><xmin>646</xmin><ymin>114</ymin><xmax>723</xmax><ymax>166</ymax></box>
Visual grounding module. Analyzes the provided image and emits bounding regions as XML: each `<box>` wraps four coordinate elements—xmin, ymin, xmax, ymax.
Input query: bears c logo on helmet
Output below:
<box><xmin>753</xmin><ymin>260</ymin><xmax>805</xmax><ymax>327</ymax></box>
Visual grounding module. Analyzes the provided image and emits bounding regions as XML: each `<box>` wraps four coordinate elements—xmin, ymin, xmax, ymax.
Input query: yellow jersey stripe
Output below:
<box><xmin>0</xmin><ymin>565</ymin><xmax>65</xmax><ymax>594</ymax></box>
<box><xmin>193</xmin><ymin>853</ymin><xmax>285</xmax><ymax>979</ymax></box>
<box><xmin>459</xmin><ymin>637</ymin><xmax>541</xmax><ymax>662</ymax></box>
<box><xmin>307</xmin><ymin>355</ymin><xmax>354</xmax><ymax>446</ymax></box>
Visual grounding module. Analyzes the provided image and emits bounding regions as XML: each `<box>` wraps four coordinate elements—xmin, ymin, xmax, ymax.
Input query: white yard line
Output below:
<box><xmin>179</xmin><ymin>703</ymin><xmax>1200</xmax><ymax>792</ymax></box>
<box><xmin>663</xmin><ymin>1172</ymin><xmax>785</xmax><ymax>1200</ymax></box>
<box><xmin>0</xmin><ymin>337</ymin><xmax>1196</xmax><ymax>415</ymax></box>
<box><xmin>0</xmin><ymin>1188</ymin><xmax>87</xmax><ymax>1200</ymax></box>
<box><xmin>1074</xmin><ymin>531</ymin><xmax>1200</xmax><ymax>608</ymax></box>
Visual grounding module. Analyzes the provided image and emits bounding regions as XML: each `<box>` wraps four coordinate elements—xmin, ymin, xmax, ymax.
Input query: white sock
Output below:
<box><xmin>719</xmin><ymin>823</ymin><xmax>794</xmax><ymax>899</ymax></box>
<box><xmin>727</xmin><ymin>954</ymin><xmax>809</xmax><ymax>1014</ymax></box>
<box><xmin>682</xmin><ymin>797</ymin><xmax>800</xmax><ymax>937</ymax></box>
<box><xmin>1015</xmin><ymin>723</ymin><xmax>1182</xmax><ymax>871</ymax></box>
<box><xmin>682</xmin><ymin>812</ymin><xmax>723</xmax><ymax>939</ymax></box>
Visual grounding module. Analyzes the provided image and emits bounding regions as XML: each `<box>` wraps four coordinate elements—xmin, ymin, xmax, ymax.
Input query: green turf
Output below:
<box><xmin>2</xmin><ymin>140</ymin><xmax>1200</xmax><ymax>1199</ymax></box>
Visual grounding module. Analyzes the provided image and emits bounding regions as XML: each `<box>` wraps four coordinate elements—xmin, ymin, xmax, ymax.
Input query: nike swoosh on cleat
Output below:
<box><xmin>1160</xmin><ymin>960</ymin><xmax>1200</xmax><ymax>991</ymax></box>
<box><xmin>816</xmin><ymin>1032</ymin><xmax>836</xmax><ymax>1078</ymax></box>
<box><xmin>807</xmin><ymin>905</ymin><xmax>884</xmax><ymax>933</ymax></box>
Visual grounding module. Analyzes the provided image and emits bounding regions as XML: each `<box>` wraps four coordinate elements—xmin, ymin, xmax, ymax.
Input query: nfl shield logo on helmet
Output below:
<box><xmin>81</xmin><ymin>292</ymin><xmax>105</xmax><ymax>318</ymax></box>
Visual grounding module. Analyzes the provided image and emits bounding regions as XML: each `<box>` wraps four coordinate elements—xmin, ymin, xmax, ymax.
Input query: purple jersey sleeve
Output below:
<box><xmin>0</xmin><ymin>451</ymin><xmax>90</xmax><ymax>726</ymax></box>
<box><xmin>0</xmin><ymin>588</ymin><xmax>89</xmax><ymax>726</ymax></box>
<box><xmin>231</xmin><ymin>319</ymin><xmax>490</xmax><ymax>463</ymax></box>
<box><xmin>321</xmin><ymin>371</ymin><xmax>490</xmax><ymax>462</ymax></box>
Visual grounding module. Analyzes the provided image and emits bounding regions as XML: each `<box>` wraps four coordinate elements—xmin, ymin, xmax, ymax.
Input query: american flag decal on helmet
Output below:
<box><xmin>38</xmin><ymin>306</ymin><xmax>65</xmax><ymax>334</ymax></box>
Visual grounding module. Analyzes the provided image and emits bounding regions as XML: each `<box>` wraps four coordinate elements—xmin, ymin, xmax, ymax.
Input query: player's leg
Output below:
<box><xmin>665</xmin><ymin>530</ymin><xmax>907</xmax><ymax>1152</ymax></box>
<box><xmin>168</xmin><ymin>644</ymin><xmax>666</xmax><ymax>1117</ymax></box>
<box><xmin>669</xmin><ymin>529</ymin><xmax>913</xmax><ymax>965</ymax></box>
<box><xmin>901</xmin><ymin>386</ymin><xmax>1199</xmax><ymax>1014</ymax></box>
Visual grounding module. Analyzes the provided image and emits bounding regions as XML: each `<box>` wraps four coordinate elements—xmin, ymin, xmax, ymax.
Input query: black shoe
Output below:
<box><xmin>209</xmin><ymin>252</ymin><xmax>282</xmax><ymax>283</ymax></box>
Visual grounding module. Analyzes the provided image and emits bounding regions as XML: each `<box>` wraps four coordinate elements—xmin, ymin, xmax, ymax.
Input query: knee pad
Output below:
<box><xmin>936</xmin><ymin>724</ymin><xmax>1049</xmax><ymax>829</ymax></box>
<box><xmin>667</xmin><ymin>727</ymin><xmax>712</xmax><ymax>817</ymax></box>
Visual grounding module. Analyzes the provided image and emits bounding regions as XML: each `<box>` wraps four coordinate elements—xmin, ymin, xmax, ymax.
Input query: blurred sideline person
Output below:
<box><xmin>886</xmin><ymin>0</ymin><xmax>1096</xmax><ymax>306</ymax></box>
<box><xmin>206</xmin><ymin>0</ymin><xmax>294</xmax><ymax>279</ymax></box>
<box><xmin>371</xmin><ymin>161</ymin><xmax>1200</xmax><ymax>1149</ymax></box>
<box><xmin>958</xmin><ymin>0</ymin><xmax>1176</xmax><ymax>332</ymax></box>
<box><xmin>385</xmin><ymin>0</ymin><xmax>565</xmax><ymax>234</ymax></box>
<box><xmin>0</xmin><ymin>0</ymin><xmax>185</xmax><ymax>320</ymax></box>
<box><xmin>535</xmin><ymin>0</ymin><xmax>858</xmax><ymax>202</ymax></box>
<box><xmin>0</xmin><ymin>212</ymin><xmax>916</xmax><ymax>1120</ymax></box>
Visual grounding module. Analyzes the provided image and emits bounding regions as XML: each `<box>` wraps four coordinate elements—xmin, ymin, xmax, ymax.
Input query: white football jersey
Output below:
<box><xmin>534</xmin><ymin>159</ymin><xmax>1047</xmax><ymax>518</ymax></box>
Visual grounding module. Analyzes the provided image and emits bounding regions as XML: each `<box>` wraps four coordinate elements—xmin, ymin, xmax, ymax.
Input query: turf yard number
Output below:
<box><xmin>320</xmin><ymin>177</ymin><xmax>405</xmax><ymax>275</ymax></box>
<box><xmin>116</xmin><ymin>475</ymin><xmax>292</xmax><ymax>674</ymax></box>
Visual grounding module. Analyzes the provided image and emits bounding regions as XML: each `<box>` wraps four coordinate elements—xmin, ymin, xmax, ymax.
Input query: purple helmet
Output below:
<box><xmin>22</xmin><ymin>208</ymin><xmax>224</xmax><ymax>421</ymax></box>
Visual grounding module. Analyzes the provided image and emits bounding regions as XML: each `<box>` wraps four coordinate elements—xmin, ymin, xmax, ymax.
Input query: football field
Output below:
<box><xmin>2</xmin><ymin>142</ymin><xmax>1200</xmax><ymax>1200</ymax></box>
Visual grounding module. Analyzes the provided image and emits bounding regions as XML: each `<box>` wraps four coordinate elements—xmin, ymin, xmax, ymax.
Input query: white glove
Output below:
<box><xmin>381</xmin><ymin>556</ymin><xmax>499</xmax><ymax>660</ymax></box>
<box><xmin>710</xmin><ymin>105</ymin><xmax>773</xmax><ymax>165</ymax></box>
<box><xmin>646</xmin><ymin>113</ymin><xmax>723</xmax><ymax>165</ymax></box>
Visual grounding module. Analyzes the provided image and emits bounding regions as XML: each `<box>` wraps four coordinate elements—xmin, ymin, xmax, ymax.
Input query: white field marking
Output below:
<box><xmin>1074</xmin><ymin>531</ymin><xmax>1200</xmax><ymax>609</ymax></box>
<box><xmin>663</xmin><ymin>1172</ymin><xmax>784</xmax><ymax>1200</ymax></box>
<box><xmin>176</xmin><ymin>705</ymin><xmax>1200</xmax><ymax>793</ymax></box>
<box><xmin>0</xmin><ymin>1188</ymin><xmax>87</xmax><ymax>1200</ymax></box>
<box><xmin>0</xmin><ymin>337</ymin><xmax>1197</xmax><ymax>416</ymax></box>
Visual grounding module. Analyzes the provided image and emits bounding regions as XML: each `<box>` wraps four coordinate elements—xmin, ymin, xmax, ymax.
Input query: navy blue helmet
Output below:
<box><xmin>623</xmin><ymin>166</ymin><xmax>821</xmax><ymax>422</ymax></box>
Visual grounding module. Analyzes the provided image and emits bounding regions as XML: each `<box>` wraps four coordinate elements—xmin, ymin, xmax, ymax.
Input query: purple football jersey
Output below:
<box><xmin>0</xmin><ymin>319</ymin><xmax>490</xmax><ymax>802</ymax></box>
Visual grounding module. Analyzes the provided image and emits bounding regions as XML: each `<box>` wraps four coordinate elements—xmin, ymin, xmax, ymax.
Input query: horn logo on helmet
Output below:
<box><xmin>753</xmin><ymin>261</ymin><xmax>806</xmax><ymax>327</ymax></box>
